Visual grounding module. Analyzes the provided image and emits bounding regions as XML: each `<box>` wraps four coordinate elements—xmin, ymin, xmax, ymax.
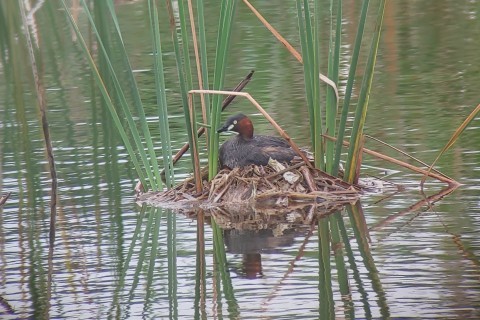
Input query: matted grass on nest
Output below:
<box><xmin>138</xmin><ymin>159</ymin><xmax>359</xmax><ymax>213</ymax></box>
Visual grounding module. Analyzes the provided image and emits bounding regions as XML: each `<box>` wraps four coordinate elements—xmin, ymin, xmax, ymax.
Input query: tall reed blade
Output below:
<box><xmin>333</xmin><ymin>0</ymin><xmax>371</xmax><ymax>176</ymax></box>
<box><xmin>208</xmin><ymin>0</ymin><xmax>237</xmax><ymax>180</ymax></box>
<box><xmin>148</xmin><ymin>0</ymin><xmax>174</xmax><ymax>188</ymax></box>
<box><xmin>296</xmin><ymin>0</ymin><xmax>314</xmax><ymax>137</ymax></box>
<box><xmin>103</xmin><ymin>0</ymin><xmax>167</xmax><ymax>189</ymax></box>
<box><xmin>82</xmin><ymin>0</ymin><xmax>162</xmax><ymax>190</ymax></box>
<box><xmin>344</xmin><ymin>0</ymin><xmax>386</xmax><ymax>184</ymax></box>
<box><xmin>325</xmin><ymin>0</ymin><xmax>342</xmax><ymax>174</ymax></box>
<box><xmin>61</xmin><ymin>1</ymin><xmax>150</xmax><ymax>188</ymax></box>
<box><xmin>195</xmin><ymin>0</ymin><xmax>211</xmax><ymax>122</ymax></box>
<box><xmin>165</xmin><ymin>0</ymin><xmax>197</xmax><ymax>172</ymax></box>
<box><xmin>296</xmin><ymin>0</ymin><xmax>324</xmax><ymax>169</ymax></box>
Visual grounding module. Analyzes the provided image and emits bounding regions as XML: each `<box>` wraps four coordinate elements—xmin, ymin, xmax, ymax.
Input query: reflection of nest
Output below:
<box><xmin>138</xmin><ymin>161</ymin><xmax>359</xmax><ymax>215</ymax></box>
<box><xmin>209</xmin><ymin>204</ymin><xmax>344</xmax><ymax>234</ymax></box>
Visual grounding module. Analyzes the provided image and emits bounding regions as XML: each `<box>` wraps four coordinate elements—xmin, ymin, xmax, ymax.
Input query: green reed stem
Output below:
<box><xmin>295</xmin><ymin>1</ymin><xmax>314</xmax><ymax>139</ymax></box>
<box><xmin>208</xmin><ymin>0</ymin><xmax>237</xmax><ymax>180</ymax></box>
<box><xmin>325</xmin><ymin>0</ymin><xmax>341</xmax><ymax>174</ymax></box>
<box><xmin>332</xmin><ymin>0</ymin><xmax>370</xmax><ymax>176</ymax></box>
<box><xmin>148</xmin><ymin>0</ymin><xmax>174</xmax><ymax>188</ymax></box>
<box><xmin>312</xmin><ymin>0</ymin><xmax>324</xmax><ymax>170</ymax></box>
<box><xmin>296</xmin><ymin>0</ymin><xmax>324</xmax><ymax>169</ymax></box>
<box><xmin>105</xmin><ymin>1</ymin><xmax>167</xmax><ymax>189</ymax></box>
<box><xmin>84</xmin><ymin>0</ymin><xmax>160</xmax><ymax>189</ymax></box>
<box><xmin>165</xmin><ymin>0</ymin><xmax>197</xmax><ymax>173</ymax></box>
<box><xmin>344</xmin><ymin>0</ymin><xmax>386</xmax><ymax>183</ymax></box>
<box><xmin>61</xmin><ymin>0</ymin><xmax>148</xmax><ymax>188</ymax></box>
<box><xmin>196</xmin><ymin>0</ymin><xmax>211</xmax><ymax>120</ymax></box>
<box><xmin>101</xmin><ymin>1</ymin><xmax>165</xmax><ymax>189</ymax></box>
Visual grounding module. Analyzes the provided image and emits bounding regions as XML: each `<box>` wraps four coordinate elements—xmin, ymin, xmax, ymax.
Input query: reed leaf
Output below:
<box><xmin>333</xmin><ymin>0</ymin><xmax>371</xmax><ymax>176</ymax></box>
<box><xmin>60</xmin><ymin>0</ymin><xmax>148</xmax><ymax>188</ymax></box>
<box><xmin>165</xmin><ymin>0</ymin><xmax>197</xmax><ymax>172</ymax></box>
<box><xmin>296</xmin><ymin>0</ymin><xmax>324</xmax><ymax>169</ymax></box>
<box><xmin>103</xmin><ymin>0</ymin><xmax>167</xmax><ymax>189</ymax></box>
<box><xmin>100</xmin><ymin>0</ymin><xmax>167</xmax><ymax>190</ymax></box>
<box><xmin>312</xmin><ymin>0</ymin><xmax>324</xmax><ymax>170</ymax></box>
<box><xmin>148</xmin><ymin>0</ymin><xmax>174</xmax><ymax>188</ymax></box>
<box><xmin>325</xmin><ymin>0</ymin><xmax>341</xmax><ymax>174</ymax></box>
<box><xmin>295</xmin><ymin>0</ymin><xmax>314</xmax><ymax>137</ymax></box>
<box><xmin>195</xmin><ymin>0</ymin><xmax>211</xmax><ymax>122</ymax></box>
<box><xmin>344</xmin><ymin>0</ymin><xmax>386</xmax><ymax>184</ymax></box>
<box><xmin>208</xmin><ymin>0</ymin><xmax>237</xmax><ymax>180</ymax></box>
<box><xmin>82</xmin><ymin>0</ymin><xmax>161</xmax><ymax>189</ymax></box>
<box><xmin>186</xmin><ymin>0</ymin><xmax>208</xmax><ymax>128</ymax></box>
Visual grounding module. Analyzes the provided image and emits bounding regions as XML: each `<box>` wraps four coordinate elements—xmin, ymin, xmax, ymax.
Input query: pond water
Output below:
<box><xmin>1</xmin><ymin>1</ymin><xmax>480</xmax><ymax>319</ymax></box>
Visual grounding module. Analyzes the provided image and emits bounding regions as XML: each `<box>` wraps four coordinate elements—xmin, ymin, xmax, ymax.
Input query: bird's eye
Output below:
<box><xmin>233</xmin><ymin>120</ymin><xmax>237</xmax><ymax>125</ymax></box>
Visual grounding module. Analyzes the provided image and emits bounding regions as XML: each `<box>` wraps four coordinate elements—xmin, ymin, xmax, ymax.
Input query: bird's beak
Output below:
<box><xmin>217</xmin><ymin>124</ymin><xmax>231</xmax><ymax>133</ymax></box>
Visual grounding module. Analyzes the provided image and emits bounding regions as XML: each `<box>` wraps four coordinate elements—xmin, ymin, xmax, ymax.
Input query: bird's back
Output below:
<box><xmin>219</xmin><ymin>134</ymin><xmax>297</xmax><ymax>169</ymax></box>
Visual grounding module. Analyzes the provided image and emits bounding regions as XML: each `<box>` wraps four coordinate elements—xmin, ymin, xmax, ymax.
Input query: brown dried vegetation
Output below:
<box><xmin>138</xmin><ymin>160</ymin><xmax>359</xmax><ymax>214</ymax></box>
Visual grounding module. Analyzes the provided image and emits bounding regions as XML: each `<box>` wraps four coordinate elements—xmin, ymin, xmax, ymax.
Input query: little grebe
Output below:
<box><xmin>217</xmin><ymin>113</ymin><xmax>298</xmax><ymax>169</ymax></box>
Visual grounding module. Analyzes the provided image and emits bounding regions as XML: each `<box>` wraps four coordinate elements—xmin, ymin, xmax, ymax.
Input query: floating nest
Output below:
<box><xmin>138</xmin><ymin>159</ymin><xmax>359</xmax><ymax>216</ymax></box>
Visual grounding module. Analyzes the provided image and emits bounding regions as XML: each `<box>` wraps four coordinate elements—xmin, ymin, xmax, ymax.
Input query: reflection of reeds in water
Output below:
<box><xmin>190</xmin><ymin>202</ymin><xmax>394</xmax><ymax>319</ymax></box>
<box><xmin>0</xmin><ymin>193</ymin><xmax>11</xmax><ymax>207</ymax></box>
<box><xmin>19</xmin><ymin>0</ymin><xmax>58</xmax><ymax>244</ymax></box>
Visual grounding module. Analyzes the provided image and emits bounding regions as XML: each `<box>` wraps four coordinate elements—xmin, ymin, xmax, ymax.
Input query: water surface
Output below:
<box><xmin>1</xmin><ymin>1</ymin><xmax>479</xmax><ymax>319</ymax></box>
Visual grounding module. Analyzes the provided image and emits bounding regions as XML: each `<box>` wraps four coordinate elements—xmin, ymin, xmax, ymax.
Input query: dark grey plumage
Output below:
<box><xmin>217</xmin><ymin>114</ymin><xmax>297</xmax><ymax>169</ymax></box>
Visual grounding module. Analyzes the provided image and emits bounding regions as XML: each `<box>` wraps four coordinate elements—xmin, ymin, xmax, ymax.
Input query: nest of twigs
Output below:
<box><xmin>138</xmin><ymin>160</ymin><xmax>359</xmax><ymax>214</ymax></box>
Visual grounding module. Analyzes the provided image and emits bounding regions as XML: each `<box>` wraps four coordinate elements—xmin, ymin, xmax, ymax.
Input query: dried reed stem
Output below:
<box><xmin>171</xmin><ymin>71</ymin><xmax>254</xmax><ymax>165</ymax></box>
<box><xmin>0</xmin><ymin>193</ymin><xmax>11</xmax><ymax>206</ymax></box>
<box><xmin>187</xmin><ymin>0</ymin><xmax>208</xmax><ymax>132</ymax></box>
<box><xmin>19</xmin><ymin>2</ymin><xmax>58</xmax><ymax>244</ymax></box>
<box><xmin>323</xmin><ymin>134</ymin><xmax>460</xmax><ymax>186</ymax></box>
<box><xmin>242</xmin><ymin>0</ymin><xmax>339</xmax><ymax>101</ymax></box>
<box><xmin>188</xmin><ymin>89</ymin><xmax>313</xmax><ymax>168</ymax></box>
<box><xmin>188</xmin><ymin>93</ymin><xmax>203</xmax><ymax>193</ymax></box>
